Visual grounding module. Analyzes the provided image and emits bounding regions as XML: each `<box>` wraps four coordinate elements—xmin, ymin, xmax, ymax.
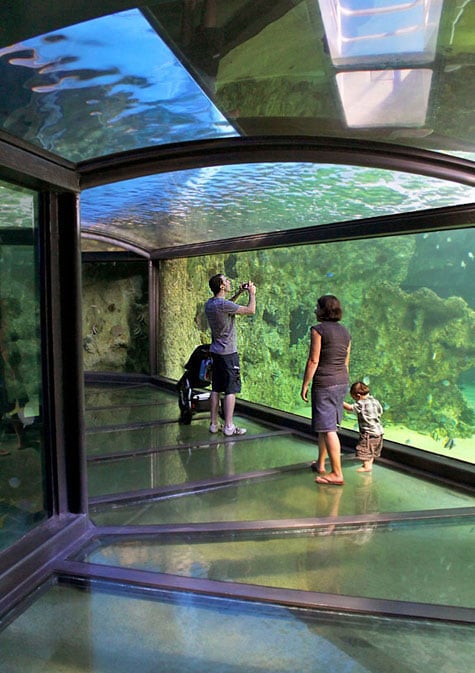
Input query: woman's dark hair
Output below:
<box><xmin>209</xmin><ymin>274</ymin><xmax>224</xmax><ymax>296</ymax></box>
<box><xmin>316</xmin><ymin>295</ymin><xmax>343</xmax><ymax>322</ymax></box>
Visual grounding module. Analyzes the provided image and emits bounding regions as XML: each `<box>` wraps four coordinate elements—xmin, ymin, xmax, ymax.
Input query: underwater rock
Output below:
<box><xmin>82</xmin><ymin>263</ymin><xmax>148</xmax><ymax>372</ymax></box>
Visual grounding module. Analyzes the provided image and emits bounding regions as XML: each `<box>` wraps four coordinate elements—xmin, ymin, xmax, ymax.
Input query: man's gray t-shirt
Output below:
<box><xmin>205</xmin><ymin>297</ymin><xmax>240</xmax><ymax>355</ymax></box>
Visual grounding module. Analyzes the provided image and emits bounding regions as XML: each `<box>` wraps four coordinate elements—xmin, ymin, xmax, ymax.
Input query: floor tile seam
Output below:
<box><xmin>52</xmin><ymin>560</ymin><xmax>475</xmax><ymax>625</ymax></box>
<box><xmin>85</xmin><ymin>506</ymin><xmax>475</xmax><ymax>537</ymax></box>
<box><xmin>86</xmin><ymin>420</ymin><xmax>286</xmax><ymax>435</ymax></box>
<box><xmin>85</xmin><ymin>430</ymin><xmax>293</xmax><ymax>462</ymax></box>
<box><xmin>87</xmin><ymin>512</ymin><xmax>475</xmax><ymax>539</ymax></box>
<box><xmin>85</xmin><ymin>384</ymin><xmax>148</xmax><ymax>392</ymax></box>
<box><xmin>87</xmin><ymin>459</ymin><xmax>475</xmax><ymax>503</ymax></box>
<box><xmin>88</xmin><ymin>464</ymin><xmax>312</xmax><ymax>504</ymax></box>
<box><xmin>85</xmin><ymin>400</ymin><xmax>176</xmax><ymax>411</ymax></box>
<box><xmin>85</xmin><ymin>418</ymin><xmax>179</xmax><ymax>434</ymax></box>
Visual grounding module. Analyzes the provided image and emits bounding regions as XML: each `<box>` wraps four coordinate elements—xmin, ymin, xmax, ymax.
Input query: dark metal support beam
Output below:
<box><xmin>149</xmin><ymin>260</ymin><xmax>160</xmax><ymax>375</ymax></box>
<box><xmin>54</xmin><ymin>559</ymin><xmax>475</xmax><ymax>625</ymax></box>
<box><xmin>40</xmin><ymin>191</ymin><xmax>87</xmax><ymax>515</ymax></box>
<box><xmin>78</xmin><ymin>136</ymin><xmax>475</xmax><ymax>189</ymax></box>
<box><xmin>0</xmin><ymin>133</ymin><xmax>78</xmax><ymax>192</ymax></box>
<box><xmin>0</xmin><ymin>515</ymin><xmax>90</xmax><ymax>621</ymax></box>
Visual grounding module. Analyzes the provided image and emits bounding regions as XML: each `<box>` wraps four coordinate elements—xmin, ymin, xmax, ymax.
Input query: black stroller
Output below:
<box><xmin>177</xmin><ymin>344</ymin><xmax>213</xmax><ymax>424</ymax></box>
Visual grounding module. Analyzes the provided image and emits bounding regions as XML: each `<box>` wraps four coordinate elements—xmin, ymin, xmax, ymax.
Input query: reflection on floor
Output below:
<box><xmin>0</xmin><ymin>382</ymin><xmax>474</xmax><ymax>673</ymax></box>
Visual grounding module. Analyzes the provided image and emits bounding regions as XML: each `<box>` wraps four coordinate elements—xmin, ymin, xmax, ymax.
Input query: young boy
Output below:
<box><xmin>343</xmin><ymin>381</ymin><xmax>383</xmax><ymax>472</ymax></box>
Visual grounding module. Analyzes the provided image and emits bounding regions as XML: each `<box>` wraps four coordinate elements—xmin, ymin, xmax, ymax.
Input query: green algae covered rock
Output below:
<box><xmin>158</xmin><ymin>234</ymin><xmax>475</xmax><ymax>444</ymax></box>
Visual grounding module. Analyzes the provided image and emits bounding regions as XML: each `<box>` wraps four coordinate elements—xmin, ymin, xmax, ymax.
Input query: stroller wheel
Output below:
<box><xmin>180</xmin><ymin>408</ymin><xmax>193</xmax><ymax>425</ymax></box>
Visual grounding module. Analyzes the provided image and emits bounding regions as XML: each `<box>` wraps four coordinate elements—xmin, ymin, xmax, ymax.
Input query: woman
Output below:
<box><xmin>300</xmin><ymin>295</ymin><xmax>351</xmax><ymax>485</ymax></box>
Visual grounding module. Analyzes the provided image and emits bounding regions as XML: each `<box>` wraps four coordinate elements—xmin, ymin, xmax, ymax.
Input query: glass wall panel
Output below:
<box><xmin>0</xmin><ymin>179</ymin><xmax>47</xmax><ymax>551</ymax></box>
<box><xmin>159</xmin><ymin>226</ymin><xmax>475</xmax><ymax>462</ymax></box>
<box><xmin>82</xmin><ymin>261</ymin><xmax>149</xmax><ymax>373</ymax></box>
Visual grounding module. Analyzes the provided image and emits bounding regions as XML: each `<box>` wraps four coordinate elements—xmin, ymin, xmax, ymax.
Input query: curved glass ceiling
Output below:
<box><xmin>0</xmin><ymin>9</ymin><xmax>237</xmax><ymax>162</ymax></box>
<box><xmin>81</xmin><ymin>162</ymin><xmax>475</xmax><ymax>251</ymax></box>
<box><xmin>0</xmin><ymin>1</ymin><xmax>474</xmax><ymax>165</ymax></box>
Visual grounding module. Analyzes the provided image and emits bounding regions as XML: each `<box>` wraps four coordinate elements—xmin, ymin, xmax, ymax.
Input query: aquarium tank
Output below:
<box><xmin>157</xmin><ymin>233</ymin><xmax>474</xmax><ymax>464</ymax></box>
<box><xmin>81</xmin><ymin>161</ymin><xmax>474</xmax><ymax>464</ymax></box>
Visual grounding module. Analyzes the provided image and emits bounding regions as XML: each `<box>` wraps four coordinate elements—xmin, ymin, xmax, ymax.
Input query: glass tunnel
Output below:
<box><xmin>0</xmin><ymin>2</ymin><xmax>474</xmax><ymax>672</ymax></box>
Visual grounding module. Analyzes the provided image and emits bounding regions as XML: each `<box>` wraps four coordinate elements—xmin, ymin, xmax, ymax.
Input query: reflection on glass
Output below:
<box><xmin>318</xmin><ymin>0</ymin><xmax>443</xmax><ymax>65</ymax></box>
<box><xmin>158</xmin><ymin>227</ymin><xmax>475</xmax><ymax>463</ymax></box>
<box><xmin>319</xmin><ymin>1</ymin><xmax>443</xmax><ymax>128</ymax></box>
<box><xmin>0</xmin><ymin>180</ymin><xmax>46</xmax><ymax>551</ymax></box>
<box><xmin>86</xmin><ymin>433</ymin><xmax>314</xmax><ymax>499</ymax></box>
<box><xmin>336</xmin><ymin>68</ymin><xmax>432</xmax><ymax>126</ymax></box>
<box><xmin>0</xmin><ymin>9</ymin><xmax>237</xmax><ymax>161</ymax></box>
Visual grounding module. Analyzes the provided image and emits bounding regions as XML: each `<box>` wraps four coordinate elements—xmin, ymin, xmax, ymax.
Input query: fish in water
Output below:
<box><xmin>444</xmin><ymin>438</ymin><xmax>455</xmax><ymax>449</ymax></box>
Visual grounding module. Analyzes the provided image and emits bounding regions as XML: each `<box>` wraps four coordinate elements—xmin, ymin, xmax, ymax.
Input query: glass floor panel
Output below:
<box><xmin>0</xmin><ymin>581</ymin><xmax>473</xmax><ymax>673</ymax></box>
<box><xmin>85</xmin><ymin>398</ymin><xmax>179</xmax><ymax>428</ymax></box>
<box><xmin>81</xmin><ymin>518</ymin><xmax>475</xmax><ymax>607</ymax></box>
<box><xmin>86</xmin><ymin>416</ymin><xmax>274</xmax><ymax>456</ymax></box>
<box><xmin>84</xmin><ymin>383</ymin><xmax>174</xmax><ymax>408</ymax></box>
<box><xmin>87</xmin><ymin>434</ymin><xmax>313</xmax><ymax>497</ymax></box>
<box><xmin>90</xmin><ymin>464</ymin><xmax>474</xmax><ymax>525</ymax></box>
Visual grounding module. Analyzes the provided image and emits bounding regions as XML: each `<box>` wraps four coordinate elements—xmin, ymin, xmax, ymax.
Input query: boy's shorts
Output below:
<box><xmin>356</xmin><ymin>433</ymin><xmax>383</xmax><ymax>460</ymax></box>
<box><xmin>211</xmin><ymin>352</ymin><xmax>241</xmax><ymax>395</ymax></box>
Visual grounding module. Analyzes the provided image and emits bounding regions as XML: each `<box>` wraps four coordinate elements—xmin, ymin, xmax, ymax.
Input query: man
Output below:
<box><xmin>205</xmin><ymin>274</ymin><xmax>256</xmax><ymax>436</ymax></box>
